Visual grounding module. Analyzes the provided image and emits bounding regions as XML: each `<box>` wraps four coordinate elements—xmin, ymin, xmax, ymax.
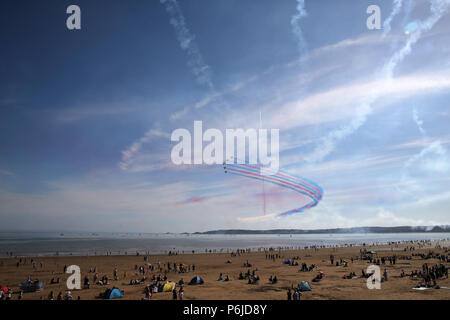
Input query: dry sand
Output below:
<box><xmin>1</xmin><ymin>240</ymin><xmax>449</xmax><ymax>300</ymax></box>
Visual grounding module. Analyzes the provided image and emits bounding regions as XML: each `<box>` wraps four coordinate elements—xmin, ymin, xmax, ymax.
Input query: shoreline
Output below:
<box><xmin>1</xmin><ymin>234</ymin><xmax>449</xmax><ymax>258</ymax></box>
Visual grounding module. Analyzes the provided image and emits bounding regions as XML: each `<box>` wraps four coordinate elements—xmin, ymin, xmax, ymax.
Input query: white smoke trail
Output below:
<box><xmin>291</xmin><ymin>0</ymin><xmax>308</xmax><ymax>55</ymax></box>
<box><xmin>160</xmin><ymin>0</ymin><xmax>215</xmax><ymax>91</ymax></box>
<box><xmin>404</xmin><ymin>140</ymin><xmax>448</xmax><ymax>170</ymax></box>
<box><xmin>412</xmin><ymin>108</ymin><xmax>426</xmax><ymax>135</ymax></box>
<box><xmin>306</xmin><ymin>0</ymin><xmax>450</xmax><ymax>163</ymax></box>
<box><xmin>383</xmin><ymin>0</ymin><xmax>404</xmax><ymax>36</ymax></box>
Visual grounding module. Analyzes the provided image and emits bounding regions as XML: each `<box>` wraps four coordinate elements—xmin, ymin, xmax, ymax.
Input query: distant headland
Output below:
<box><xmin>193</xmin><ymin>225</ymin><xmax>450</xmax><ymax>235</ymax></box>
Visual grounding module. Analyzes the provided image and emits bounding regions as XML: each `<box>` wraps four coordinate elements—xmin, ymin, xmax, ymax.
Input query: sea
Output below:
<box><xmin>0</xmin><ymin>232</ymin><xmax>449</xmax><ymax>257</ymax></box>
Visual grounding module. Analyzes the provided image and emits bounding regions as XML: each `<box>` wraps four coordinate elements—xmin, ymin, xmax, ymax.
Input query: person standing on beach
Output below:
<box><xmin>172</xmin><ymin>289</ymin><xmax>177</xmax><ymax>300</ymax></box>
<box><xmin>179</xmin><ymin>288</ymin><xmax>184</xmax><ymax>300</ymax></box>
<box><xmin>287</xmin><ymin>289</ymin><xmax>292</xmax><ymax>300</ymax></box>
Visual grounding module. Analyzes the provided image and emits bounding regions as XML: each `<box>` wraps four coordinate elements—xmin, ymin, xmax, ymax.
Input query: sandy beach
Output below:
<box><xmin>1</xmin><ymin>239</ymin><xmax>449</xmax><ymax>300</ymax></box>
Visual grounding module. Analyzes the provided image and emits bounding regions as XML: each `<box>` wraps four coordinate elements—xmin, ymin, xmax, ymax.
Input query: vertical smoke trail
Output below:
<box><xmin>412</xmin><ymin>108</ymin><xmax>426</xmax><ymax>136</ymax></box>
<box><xmin>291</xmin><ymin>0</ymin><xmax>308</xmax><ymax>56</ymax></box>
<box><xmin>306</xmin><ymin>0</ymin><xmax>450</xmax><ymax>163</ymax></box>
<box><xmin>383</xmin><ymin>0</ymin><xmax>404</xmax><ymax>36</ymax></box>
<box><xmin>382</xmin><ymin>0</ymin><xmax>450</xmax><ymax>79</ymax></box>
<box><xmin>160</xmin><ymin>0</ymin><xmax>215</xmax><ymax>91</ymax></box>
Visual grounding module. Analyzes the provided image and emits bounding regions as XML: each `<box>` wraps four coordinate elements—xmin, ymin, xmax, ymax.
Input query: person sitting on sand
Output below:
<box><xmin>312</xmin><ymin>272</ymin><xmax>324</xmax><ymax>282</ymax></box>
<box><xmin>238</xmin><ymin>272</ymin><xmax>245</xmax><ymax>280</ymax></box>
<box><xmin>225</xmin><ymin>275</ymin><xmax>230</xmax><ymax>282</ymax></box>
<box><xmin>218</xmin><ymin>273</ymin><xmax>224</xmax><ymax>281</ymax></box>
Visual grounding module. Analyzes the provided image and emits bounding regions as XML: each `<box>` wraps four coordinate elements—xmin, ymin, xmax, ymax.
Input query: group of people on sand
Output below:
<box><xmin>286</xmin><ymin>288</ymin><xmax>301</xmax><ymax>300</ymax></box>
<box><xmin>142</xmin><ymin>279</ymin><xmax>185</xmax><ymax>300</ymax></box>
<box><xmin>268</xmin><ymin>275</ymin><xmax>278</xmax><ymax>284</ymax></box>
<box><xmin>299</xmin><ymin>262</ymin><xmax>316</xmax><ymax>272</ymax></box>
<box><xmin>237</xmin><ymin>268</ymin><xmax>260</xmax><ymax>285</ymax></box>
<box><xmin>46</xmin><ymin>290</ymin><xmax>79</xmax><ymax>300</ymax></box>
<box><xmin>134</xmin><ymin>258</ymin><xmax>196</xmax><ymax>276</ymax></box>
<box><xmin>409</xmin><ymin>262</ymin><xmax>449</xmax><ymax>287</ymax></box>
<box><xmin>0</xmin><ymin>286</ymin><xmax>12</xmax><ymax>300</ymax></box>
<box><xmin>217</xmin><ymin>273</ymin><xmax>230</xmax><ymax>282</ymax></box>
<box><xmin>242</xmin><ymin>260</ymin><xmax>252</xmax><ymax>268</ymax></box>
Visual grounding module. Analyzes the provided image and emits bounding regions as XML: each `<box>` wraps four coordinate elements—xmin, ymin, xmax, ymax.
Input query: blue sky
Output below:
<box><xmin>1</xmin><ymin>0</ymin><xmax>450</xmax><ymax>232</ymax></box>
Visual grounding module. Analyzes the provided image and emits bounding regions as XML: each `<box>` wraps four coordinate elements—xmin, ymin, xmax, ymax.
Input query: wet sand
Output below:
<box><xmin>0</xmin><ymin>240</ymin><xmax>449</xmax><ymax>300</ymax></box>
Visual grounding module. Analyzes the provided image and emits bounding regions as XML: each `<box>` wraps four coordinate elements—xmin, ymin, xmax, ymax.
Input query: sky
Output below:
<box><xmin>0</xmin><ymin>0</ymin><xmax>450</xmax><ymax>233</ymax></box>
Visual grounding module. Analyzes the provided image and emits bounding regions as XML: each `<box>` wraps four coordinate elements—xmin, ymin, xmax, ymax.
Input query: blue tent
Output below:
<box><xmin>106</xmin><ymin>288</ymin><xmax>123</xmax><ymax>299</ymax></box>
<box><xmin>19</xmin><ymin>281</ymin><xmax>44</xmax><ymax>293</ymax></box>
<box><xmin>298</xmin><ymin>280</ymin><xmax>312</xmax><ymax>291</ymax></box>
<box><xmin>189</xmin><ymin>276</ymin><xmax>204</xmax><ymax>285</ymax></box>
<box><xmin>283</xmin><ymin>259</ymin><xmax>292</xmax><ymax>265</ymax></box>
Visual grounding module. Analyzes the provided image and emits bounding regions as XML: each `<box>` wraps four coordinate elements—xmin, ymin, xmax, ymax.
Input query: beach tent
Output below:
<box><xmin>189</xmin><ymin>276</ymin><xmax>204</xmax><ymax>285</ymax></box>
<box><xmin>105</xmin><ymin>288</ymin><xmax>123</xmax><ymax>299</ymax></box>
<box><xmin>298</xmin><ymin>280</ymin><xmax>312</xmax><ymax>292</ymax></box>
<box><xmin>162</xmin><ymin>282</ymin><xmax>176</xmax><ymax>292</ymax></box>
<box><xmin>283</xmin><ymin>259</ymin><xmax>292</xmax><ymax>265</ymax></box>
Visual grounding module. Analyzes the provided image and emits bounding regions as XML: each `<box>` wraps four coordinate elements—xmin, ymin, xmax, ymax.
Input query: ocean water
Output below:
<box><xmin>0</xmin><ymin>232</ymin><xmax>449</xmax><ymax>257</ymax></box>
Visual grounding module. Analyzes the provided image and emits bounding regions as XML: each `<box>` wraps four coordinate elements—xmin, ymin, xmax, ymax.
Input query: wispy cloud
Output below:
<box><xmin>269</xmin><ymin>72</ymin><xmax>450</xmax><ymax>130</ymax></box>
<box><xmin>304</xmin><ymin>0</ymin><xmax>450</xmax><ymax>163</ymax></box>
<box><xmin>0</xmin><ymin>169</ymin><xmax>15</xmax><ymax>177</ymax></box>
<box><xmin>53</xmin><ymin>105</ymin><xmax>137</xmax><ymax>123</ymax></box>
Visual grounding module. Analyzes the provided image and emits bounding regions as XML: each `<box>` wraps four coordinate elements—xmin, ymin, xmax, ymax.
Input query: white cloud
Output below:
<box><xmin>268</xmin><ymin>73</ymin><xmax>450</xmax><ymax>131</ymax></box>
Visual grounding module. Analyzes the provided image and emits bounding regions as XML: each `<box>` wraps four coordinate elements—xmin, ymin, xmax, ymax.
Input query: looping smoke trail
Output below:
<box><xmin>160</xmin><ymin>0</ymin><xmax>215</xmax><ymax>91</ymax></box>
<box><xmin>224</xmin><ymin>161</ymin><xmax>323</xmax><ymax>217</ymax></box>
<box><xmin>291</xmin><ymin>0</ymin><xmax>308</xmax><ymax>55</ymax></box>
<box><xmin>307</xmin><ymin>0</ymin><xmax>450</xmax><ymax>163</ymax></box>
